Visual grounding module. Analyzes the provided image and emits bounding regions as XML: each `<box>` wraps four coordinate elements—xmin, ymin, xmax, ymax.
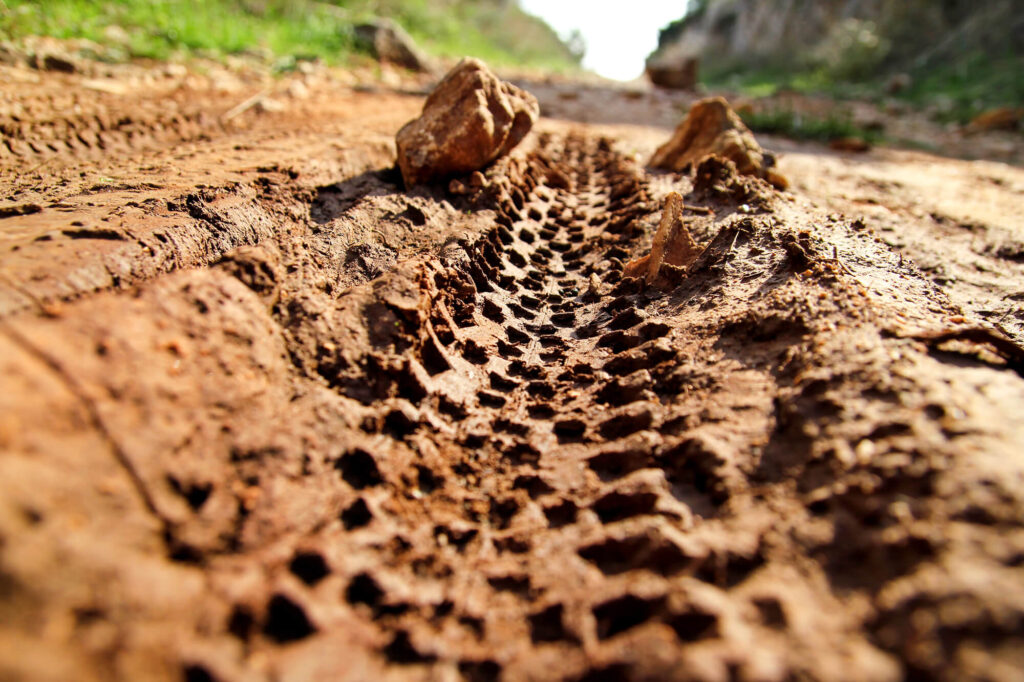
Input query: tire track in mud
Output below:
<box><xmin>270</xmin><ymin>132</ymin><xmax>781</xmax><ymax>679</ymax></box>
<box><xmin>3</xmin><ymin>127</ymin><xmax>1024</xmax><ymax>682</ymax></box>
<box><xmin>0</xmin><ymin>81</ymin><xmax>227</xmax><ymax>175</ymax></box>
<box><xmin>212</xmin><ymin>132</ymin><xmax>1022</xmax><ymax>680</ymax></box>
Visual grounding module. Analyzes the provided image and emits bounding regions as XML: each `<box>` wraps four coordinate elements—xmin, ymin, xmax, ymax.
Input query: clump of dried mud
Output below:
<box><xmin>1</xmin><ymin>62</ymin><xmax>1023</xmax><ymax>682</ymax></box>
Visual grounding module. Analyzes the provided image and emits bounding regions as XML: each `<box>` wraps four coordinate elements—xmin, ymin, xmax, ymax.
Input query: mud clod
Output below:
<box><xmin>624</xmin><ymin>192</ymin><xmax>703</xmax><ymax>285</ymax></box>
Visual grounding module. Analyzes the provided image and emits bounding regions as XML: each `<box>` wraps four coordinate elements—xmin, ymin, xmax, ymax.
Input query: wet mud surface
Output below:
<box><xmin>2</xmin><ymin>66</ymin><xmax>1024</xmax><ymax>682</ymax></box>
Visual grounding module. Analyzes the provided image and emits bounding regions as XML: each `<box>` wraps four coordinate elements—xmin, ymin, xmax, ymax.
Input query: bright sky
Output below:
<box><xmin>518</xmin><ymin>1</ymin><xmax>690</xmax><ymax>81</ymax></box>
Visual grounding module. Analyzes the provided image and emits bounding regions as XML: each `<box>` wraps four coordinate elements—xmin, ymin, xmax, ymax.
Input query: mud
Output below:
<box><xmin>1</xmin><ymin>61</ymin><xmax>1024</xmax><ymax>682</ymax></box>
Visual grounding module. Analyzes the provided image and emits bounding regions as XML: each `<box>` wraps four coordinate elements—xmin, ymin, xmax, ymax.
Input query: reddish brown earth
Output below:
<box><xmin>1</xmin><ymin>59</ymin><xmax>1024</xmax><ymax>682</ymax></box>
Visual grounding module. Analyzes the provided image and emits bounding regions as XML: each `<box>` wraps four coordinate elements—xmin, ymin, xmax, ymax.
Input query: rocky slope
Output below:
<box><xmin>650</xmin><ymin>0</ymin><xmax>1021</xmax><ymax>79</ymax></box>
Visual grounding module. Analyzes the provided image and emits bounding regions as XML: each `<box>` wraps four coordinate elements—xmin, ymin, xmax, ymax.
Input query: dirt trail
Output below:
<box><xmin>777</xmin><ymin>143</ymin><xmax>1024</xmax><ymax>342</ymax></box>
<box><xmin>2</xmin><ymin>64</ymin><xmax>1024</xmax><ymax>682</ymax></box>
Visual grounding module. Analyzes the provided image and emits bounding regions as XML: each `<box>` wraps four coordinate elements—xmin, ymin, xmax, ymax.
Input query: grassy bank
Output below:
<box><xmin>0</xmin><ymin>0</ymin><xmax>581</xmax><ymax>71</ymax></box>
<box><xmin>705</xmin><ymin>53</ymin><xmax>1024</xmax><ymax>126</ymax></box>
<box><xmin>739</xmin><ymin>108</ymin><xmax>883</xmax><ymax>145</ymax></box>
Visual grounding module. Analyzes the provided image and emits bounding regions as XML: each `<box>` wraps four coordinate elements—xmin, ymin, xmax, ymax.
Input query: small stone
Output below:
<box><xmin>355</xmin><ymin>18</ymin><xmax>432</xmax><ymax>74</ymax></box>
<box><xmin>645</xmin><ymin>56</ymin><xmax>699</xmax><ymax>91</ymax></box>
<box><xmin>39</xmin><ymin>53</ymin><xmax>77</xmax><ymax>74</ymax></box>
<box><xmin>286</xmin><ymin>80</ymin><xmax>310</xmax><ymax>100</ymax></box>
<box><xmin>255</xmin><ymin>98</ymin><xmax>287</xmax><ymax>114</ymax></box>
<box><xmin>102</xmin><ymin>25</ymin><xmax>132</xmax><ymax>46</ymax></box>
<box><xmin>765</xmin><ymin>167</ymin><xmax>789</xmax><ymax>190</ymax></box>
<box><xmin>829</xmin><ymin>137</ymin><xmax>871</xmax><ymax>153</ymax></box>
<box><xmin>163</xmin><ymin>63</ymin><xmax>187</xmax><ymax>78</ymax></box>
<box><xmin>0</xmin><ymin>42</ymin><xmax>25</xmax><ymax>66</ymax></box>
<box><xmin>395</xmin><ymin>58</ymin><xmax>539</xmax><ymax>187</ymax></box>
<box><xmin>886</xmin><ymin>73</ymin><xmax>911</xmax><ymax>94</ymax></box>
<box><xmin>469</xmin><ymin>171</ymin><xmax>488</xmax><ymax>189</ymax></box>
<box><xmin>968</xmin><ymin>107</ymin><xmax>1021</xmax><ymax>132</ymax></box>
<box><xmin>650</xmin><ymin>96</ymin><xmax>787</xmax><ymax>189</ymax></box>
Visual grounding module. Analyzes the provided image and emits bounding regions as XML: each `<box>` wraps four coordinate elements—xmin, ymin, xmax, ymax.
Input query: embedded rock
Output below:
<box><xmin>395</xmin><ymin>58</ymin><xmax>539</xmax><ymax>187</ymax></box>
<box><xmin>354</xmin><ymin>18</ymin><xmax>432</xmax><ymax>73</ymax></box>
<box><xmin>650</xmin><ymin>96</ymin><xmax>787</xmax><ymax>189</ymax></box>
<box><xmin>968</xmin><ymin>107</ymin><xmax>1021</xmax><ymax>132</ymax></box>
<box><xmin>646</xmin><ymin>56</ymin><xmax>699</xmax><ymax>90</ymax></box>
<box><xmin>829</xmin><ymin>137</ymin><xmax>871</xmax><ymax>153</ymax></box>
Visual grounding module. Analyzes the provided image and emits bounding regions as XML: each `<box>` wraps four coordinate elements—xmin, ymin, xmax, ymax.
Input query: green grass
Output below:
<box><xmin>700</xmin><ymin>57</ymin><xmax>878</xmax><ymax>103</ymax></box>
<box><xmin>375</xmin><ymin>0</ymin><xmax>580</xmax><ymax>72</ymax></box>
<box><xmin>702</xmin><ymin>53</ymin><xmax>1024</xmax><ymax>127</ymax></box>
<box><xmin>896</xmin><ymin>52</ymin><xmax>1024</xmax><ymax>124</ymax></box>
<box><xmin>740</xmin><ymin>108</ymin><xmax>883</xmax><ymax>144</ymax></box>
<box><xmin>0</xmin><ymin>0</ymin><xmax>580</xmax><ymax>71</ymax></box>
<box><xmin>0</xmin><ymin>0</ymin><xmax>356</xmax><ymax>62</ymax></box>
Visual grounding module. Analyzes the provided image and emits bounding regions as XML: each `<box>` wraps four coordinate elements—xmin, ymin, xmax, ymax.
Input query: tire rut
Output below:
<box><xmin>3</xmin><ymin>125</ymin><xmax>1024</xmax><ymax>682</ymax></box>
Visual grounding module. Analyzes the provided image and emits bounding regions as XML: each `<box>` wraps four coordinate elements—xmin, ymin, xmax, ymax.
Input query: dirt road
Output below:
<box><xmin>1</xmin><ymin>62</ymin><xmax>1023</xmax><ymax>682</ymax></box>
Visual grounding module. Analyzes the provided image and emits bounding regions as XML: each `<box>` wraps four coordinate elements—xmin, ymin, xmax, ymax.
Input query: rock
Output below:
<box><xmin>649</xmin><ymin>96</ymin><xmax>787</xmax><ymax>190</ymax></box>
<box><xmin>162</xmin><ymin>63</ymin><xmax>187</xmax><ymax>79</ymax></box>
<box><xmin>623</xmin><ymin>192</ymin><xmax>702</xmax><ymax>285</ymax></box>
<box><xmin>286</xmin><ymin>80</ymin><xmax>309</xmax><ymax>100</ymax></box>
<box><xmin>38</xmin><ymin>53</ymin><xmax>77</xmax><ymax>74</ymax></box>
<box><xmin>829</xmin><ymin>137</ymin><xmax>871</xmax><ymax>153</ymax></box>
<box><xmin>886</xmin><ymin>73</ymin><xmax>912</xmax><ymax>94</ymax></box>
<box><xmin>645</xmin><ymin>57</ymin><xmax>699</xmax><ymax>91</ymax></box>
<box><xmin>764</xmin><ymin>166</ymin><xmax>789</xmax><ymax>191</ymax></box>
<box><xmin>968</xmin><ymin>107</ymin><xmax>1021</xmax><ymax>132</ymax></box>
<box><xmin>395</xmin><ymin>58</ymin><xmax>539</xmax><ymax>188</ymax></box>
<box><xmin>355</xmin><ymin>19</ymin><xmax>432</xmax><ymax>73</ymax></box>
<box><xmin>255</xmin><ymin>98</ymin><xmax>287</xmax><ymax>114</ymax></box>
<box><xmin>102</xmin><ymin>25</ymin><xmax>132</xmax><ymax>46</ymax></box>
<box><xmin>0</xmin><ymin>42</ymin><xmax>25</xmax><ymax>66</ymax></box>
<box><xmin>650</xmin><ymin>96</ymin><xmax>761</xmax><ymax>176</ymax></box>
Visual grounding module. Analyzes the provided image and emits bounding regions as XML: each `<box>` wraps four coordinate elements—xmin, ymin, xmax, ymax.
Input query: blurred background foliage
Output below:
<box><xmin>2</xmin><ymin>0</ymin><xmax>1019</xmax><ymax>129</ymax></box>
<box><xmin>0</xmin><ymin>0</ymin><xmax>581</xmax><ymax>71</ymax></box>
<box><xmin>657</xmin><ymin>0</ymin><xmax>1023</xmax><ymax>123</ymax></box>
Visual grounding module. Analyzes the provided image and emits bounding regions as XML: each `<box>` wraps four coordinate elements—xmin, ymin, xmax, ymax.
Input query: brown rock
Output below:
<box><xmin>0</xmin><ymin>42</ymin><xmax>25</xmax><ymax>66</ymax></box>
<box><xmin>649</xmin><ymin>96</ymin><xmax>787</xmax><ymax>189</ymax></box>
<box><xmin>646</xmin><ymin>57</ymin><xmax>699</xmax><ymax>91</ymax></box>
<box><xmin>886</xmin><ymin>73</ymin><xmax>912</xmax><ymax>94</ymax></box>
<box><xmin>829</xmin><ymin>137</ymin><xmax>871</xmax><ymax>153</ymax></box>
<box><xmin>38</xmin><ymin>53</ymin><xmax>77</xmax><ymax>73</ymax></box>
<box><xmin>395</xmin><ymin>58</ymin><xmax>539</xmax><ymax>187</ymax></box>
<box><xmin>355</xmin><ymin>19</ymin><xmax>432</xmax><ymax>74</ymax></box>
<box><xmin>623</xmin><ymin>192</ymin><xmax>702</xmax><ymax>285</ymax></box>
<box><xmin>764</xmin><ymin>167</ymin><xmax>789</xmax><ymax>190</ymax></box>
<box><xmin>968</xmin><ymin>107</ymin><xmax>1021</xmax><ymax>132</ymax></box>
